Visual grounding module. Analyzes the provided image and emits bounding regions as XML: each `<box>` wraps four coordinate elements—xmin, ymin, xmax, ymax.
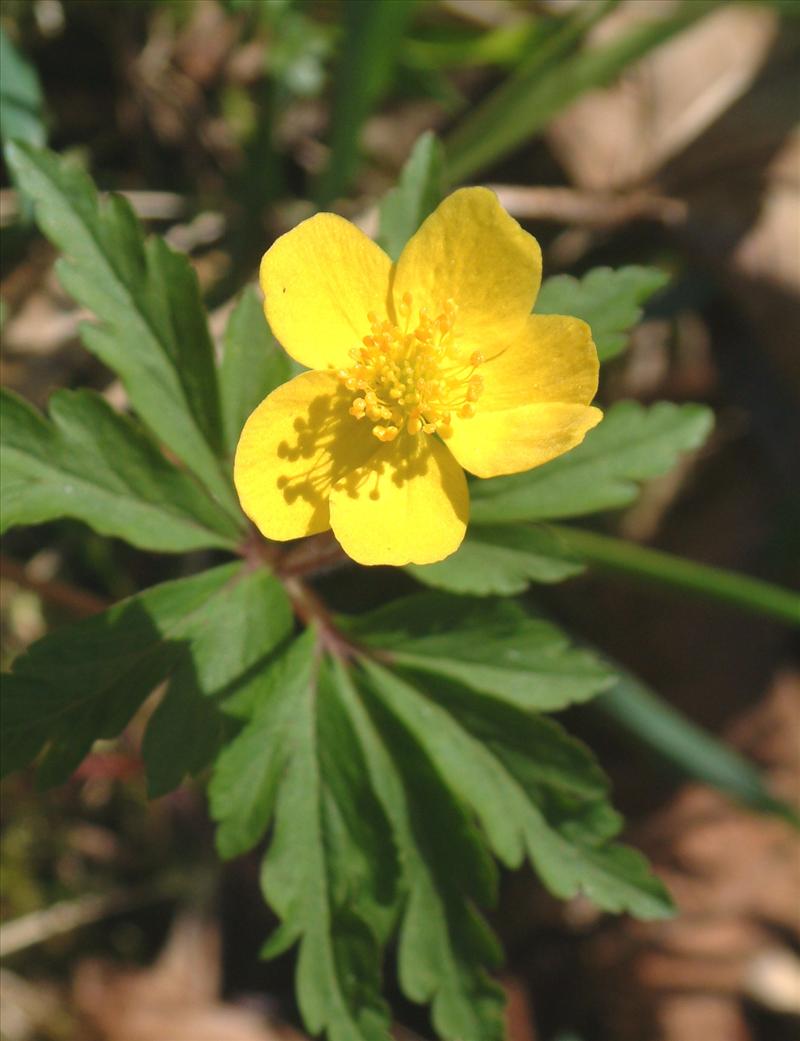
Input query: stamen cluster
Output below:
<box><xmin>337</xmin><ymin>292</ymin><xmax>484</xmax><ymax>443</ymax></box>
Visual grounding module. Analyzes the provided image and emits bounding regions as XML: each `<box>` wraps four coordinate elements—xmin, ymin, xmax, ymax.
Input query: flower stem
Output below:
<box><xmin>549</xmin><ymin>525</ymin><xmax>800</xmax><ymax>627</ymax></box>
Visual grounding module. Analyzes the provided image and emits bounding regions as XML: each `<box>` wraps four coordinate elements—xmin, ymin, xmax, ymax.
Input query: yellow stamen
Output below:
<box><xmin>336</xmin><ymin>293</ymin><xmax>484</xmax><ymax>442</ymax></box>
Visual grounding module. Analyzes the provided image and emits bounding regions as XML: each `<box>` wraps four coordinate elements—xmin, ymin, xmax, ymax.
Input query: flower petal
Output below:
<box><xmin>480</xmin><ymin>314</ymin><xmax>599</xmax><ymax>411</ymax></box>
<box><xmin>329</xmin><ymin>435</ymin><xmax>468</xmax><ymax>566</ymax></box>
<box><xmin>445</xmin><ymin>403</ymin><xmax>603</xmax><ymax>479</ymax></box>
<box><xmin>234</xmin><ymin>371</ymin><xmax>378</xmax><ymax>540</ymax></box>
<box><xmin>391</xmin><ymin>187</ymin><xmax>541</xmax><ymax>351</ymax></box>
<box><xmin>260</xmin><ymin>213</ymin><xmax>392</xmax><ymax>370</ymax></box>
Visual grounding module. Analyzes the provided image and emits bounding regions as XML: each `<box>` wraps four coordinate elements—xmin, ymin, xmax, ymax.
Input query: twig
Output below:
<box><xmin>0</xmin><ymin>555</ymin><xmax>109</xmax><ymax>618</ymax></box>
<box><xmin>487</xmin><ymin>183</ymin><xmax>688</xmax><ymax>228</ymax></box>
<box><xmin>0</xmin><ymin>880</ymin><xmax>182</xmax><ymax>959</ymax></box>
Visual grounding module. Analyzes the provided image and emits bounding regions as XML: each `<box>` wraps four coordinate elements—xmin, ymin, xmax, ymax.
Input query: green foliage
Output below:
<box><xmin>315</xmin><ymin>0</ymin><xmax>416</xmax><ymax>205</ymax></box>
<box><xmin>2</xmin><ymin>565</ymin><xmax>292</xmax><ymax>791</ymax></box>
<box><xmin>210</xmin><ymin>598</ymin><xmax>669</xmax><ymax>1041</ymax></box>
<box><xmin>537</xmin><ymin>266</ymin><xmax>670</xmax><ymax>362</ymax></box>
<box><xmin>471</xmin><ymin>401</ymin><xmax>714</xmax><ymax>525</ymax></box>
<box><xmin>219</xmin><ymin>286</ymin><xmax>293</xmax><ymax>455</ymax></box>
<box><xmin>411</xmin><ymin>402</ymin><xmax>713</xmax><ymax>596</ymax></box>
<box><xmin>4</xmin><ymin>143</ymin><xmax>241</xmax><ymax>522</ymax></box>
<box><xmin>344</xmin><ymin>593</ymin><xmax>612</xmax><ymax>712</ymax></box>
<box><xmin>0</xmin><ymin>388</ymin><xmax>240</xmax><ymax>552</ymax></box>
<box><xmin>0</xmin><ymin>26</ymin><xmax>46</xmax><ymax>150</ymax></box>
<box><xmin>8</xmin><ymin>135</ymin><xmax>789</xmax><ymax>1041</ymax></box>
<box><xmin>445</xmin><ymin>0</ymin><xmax>716</xmax><ymax>182</ymax></box>
<box><xmin>377</xmin><ymin>131</ymin><xmax>445</xmax><ymax>260</ymax></box>
<box><xmin>408</xmin><ymin>524</ymin><xmax>584</xmax><ymax>595</ymax></box>
<box><xmin>212</xmin><ymin>632</ymin><xmax>399</xmax><ymax>1041</ymax></box>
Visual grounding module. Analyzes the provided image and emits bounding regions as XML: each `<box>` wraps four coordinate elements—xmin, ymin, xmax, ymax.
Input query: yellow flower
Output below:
<box><xmin>234</xmin><ymin>188</ymin><xmax>602</xmax><ymax>566</ymax></box>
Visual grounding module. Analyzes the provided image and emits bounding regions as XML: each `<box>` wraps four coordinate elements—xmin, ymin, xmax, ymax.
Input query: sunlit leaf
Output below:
<box><xmin>408</xmin><ymin>524</ymin><xmax>584</xmax><ymax>595</ymax></box>
<box><xmin>1</xmin><ymin>388</ymin><xmax>240</xmax><ymax>552</ymax></box>
<box><xmin>4</xmin><ymin>143</ymin><xmax>239</xmax><ymax>520</ymax></box>
<box><xmin>378</xmin><ymin>131</ymin><xmax>445</xmax><ymax>260</ymax></box>
<box><xmin>471</xmin><ymin>401</ymin><xmax>714</xmax><ymax>524</ymax></box>
<box><xmin>536</xmin><ymin>265</ymin><xmax>669</xmax><ymax>362</ymax></box>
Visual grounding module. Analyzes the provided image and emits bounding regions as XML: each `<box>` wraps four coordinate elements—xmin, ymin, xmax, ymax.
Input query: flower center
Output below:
<box><xmin>336</xmin><ymin>292</ymin><xmax>484</xmax><ymax>443</ymax></box>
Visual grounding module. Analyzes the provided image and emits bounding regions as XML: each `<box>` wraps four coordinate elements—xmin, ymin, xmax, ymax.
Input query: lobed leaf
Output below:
<box><xmin>4</xmin><ymin>143</ymin><xmax>240</xmax><ymax>521</ymax></box>
<box><xmin>0</xmin><ymin>388</ymin><xmax>240</xmax><ymax>552</ymax></box>
<box><xmin>345</xmin><ymin>592</ymin><xmax>612</xmax><ymax>712</ymax></box>
<box><xmin>536</xmin><ymin>265</ymin><xmax>669</xmax><ymax>362</ymax></box>
<box><xmin>408</xmin><ymin>523</ymin><xmax>584</xmax><ymax>595</ymax></box>
<box><xmin>377</xmin><ymin>131</ymin><xmax>446</xmax><ymax>261</ymax></box>
<box><xmin>1</xmin><ymin>564</ymin><xmax>292</xmax><ymax>790</ymax></box>
<box><xmin>141</xmin><ymin>568</ymin><xmax>292</xmax><ymax>796</ymax></box>
<box><xmin>212</xmin><ymin>633</ymin><xmax>400</xmax><ymax>1041</ymax></box>
<box><xmin>471</xmin><ymin>400</ymin><xmax>714</xmax><ymax>525</ymax></box>
<box><xmin>219</xmin><ymin>286</ymin><xmax>293</xmax><ymax>456</ymax></box>
<box><xmin>358</xmin><ymin>661</ymin><xmax>673</xmax><ymax>922</ymax></box>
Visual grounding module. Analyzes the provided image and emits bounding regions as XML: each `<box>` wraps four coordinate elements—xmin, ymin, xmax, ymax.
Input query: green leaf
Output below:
<box><xmin>219</xmin><ymin>285</ymin><xmax>292</xmax><ymax>456</ymax></box>
<box><xmin>142</xmin><ymin>568</ymin><xmax>292</xmax><ymax>796</ymax></box>
<box><xmin>346</xmin><ymin>593</ymin><xmax>612</xmax><ymax>712</ymax></box>
<box><xmin>377</xmin><ymin>131</ymin><xmax>445</xmax><ymax>261</ymax></box>
<box><xmin>1</xmin><ymin>564</ymin><xmax>292</xmax><ymax>788</ymax></box>
<box><xmin>471</xmin><ymin>400</ymin><xmax>714</xmax><ymax>524</ymax></box>
<box><xmin>315</xmin><ymin>0</ymin><xmax>416</xmax><ymax>205</ymax></box>
<box><xmin>212</xmin><ymin>632</ymin><xmax>400</xmax><ymax>1041</ymax></box>
<box><xmin>593</xmin><ymin>668</ymin><xmax>800</xmax><ymax>826</ymax></box>
<box><xmin>358</xmin><ymin>660</ymin><xmax>673</xmax><ymax>922</ymax></box>
<box><xmin>4</xmin><ymin>143</ymin><xmax>240</xmax><ymax>521</ymax></box>
<box><xmin>334</xmin><ymin>661</ymin><xmax>505</xmax><ymax>1041</ymax></box>
<box><xmin>445</xmin><ymin>0</ymin><xmax>716</xmax><ymax>182</ymax></box>
<box><xmin>0</xmin><ymin>27</ymin><xmax>46</xmax><ymax>149</ymax></box>
<box><xmin>536</xmin><ymin>266</ymin><xmax>669</xmax><ymax>362</ymax></box>
<box><xmin>408</xmin><ymin>523</ymin><xmax>584</xmax><ymax>595</ymax></box>
<box><xmin>0</xmin><ymin>388</ymin><xmax>240</xmax><ymax>552</ymax></box>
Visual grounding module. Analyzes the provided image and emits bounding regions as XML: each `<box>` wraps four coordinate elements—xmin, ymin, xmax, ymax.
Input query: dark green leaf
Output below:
<box><xmin>0</xmin><ymin>27</ymin><xmax>45</xmax><ymax>149</ymax></box>
<box><xmin>408</xmin><ymin>523</ymin><xmax>584</xmax><ymax>595</ymax></box>
<box><xmin>536</xmin><ymin>266</ymin><xmax>669</xmax><ymax>362</ymax></box>
<box><xmin>377</xmin><ymin>131</ymin><xmax>445</xmax><ymax>261</ymax></box>
<box><xmin>445</xmin><ymin>0</ymin><xmax>716</xmax><ymax>182</ymax></box>
<box><xmin>4</xmin><ymin>143</ymin><xmax>239</xmax><ymax>521</ymax></box>
<box><xmin>212</xmin><ymin>633</ymin><xmax>399</xmax><ymax>1041</ymax></box>
<box><xmin>358</xmin><ymin>660</ymin><xmax>673</xmax><ymax>922</ymax></box>
<box><xmin>346</xmin><ymin>593</ymin><xmax>612</xmax><ymax>712</ymax></box>
<box><xmin>0</xmin><ymin>388</ymin><xmax>240</xmax><ymax>552</ymax></box>
<box><xmin>142</xmin><ymin>568</ymin><xmax>292</xmax><ymax>797</ymax></box>
<box><xmin>471</xmin><ymin>401</ymin><xmax>714</xmax><ymax>524</ymax></box>
<box><xmin>1</xmin><ymin>564</ymin><xmax>291</xmax><ymax>788</ymax></box>
<box><xmin>219</xmin><ymin>286</ymin><xmax>292</xmax><ymax>456</ymax></box>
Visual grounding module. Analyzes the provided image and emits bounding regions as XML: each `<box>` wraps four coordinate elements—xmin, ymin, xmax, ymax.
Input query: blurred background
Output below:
<box><xmin>1</xmin><ymin>1</ymin><xmax>798</xmax><ymax>1039</ymax></box>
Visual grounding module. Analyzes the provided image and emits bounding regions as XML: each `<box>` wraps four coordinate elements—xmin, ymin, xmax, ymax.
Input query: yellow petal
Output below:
<box><xmin>392</xmin><ymin>187</ymin><xmax>541</xmax><ymax>351</ymax></box>
<box><xmin>260</xmin><ymin>213</ymin><xmax>392</xmax><ymax>370</ymax></box>
<box><xmin>329</xmin><ymin>435</ymin><xmax>468</xmax><ymax>566</ymax></box>
<box><xmin>445</xmin><ymin>403</ymin><xmax>603</xmax><ymax>479</ymax></box>
<box><xmin>480</xmin><ymin>314</ymin><xmax>599</xmax><ymax>411</ymax></box>
<box><xmin>234</xmin><ymin>371</ymin><xmax>378</xmax><ymax>541</ymax></box>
